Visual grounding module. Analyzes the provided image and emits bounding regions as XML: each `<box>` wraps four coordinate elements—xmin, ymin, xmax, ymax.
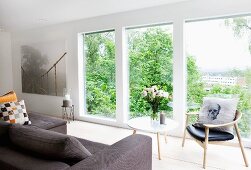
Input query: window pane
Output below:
<box><xmin>186</xmin><ymin>16</ymin><xmax>251</xmax><ymax>138</ymax></box>
<box><xmin>127</xmin><ymin>25</ymin><xmax>173</xmax><ymax>119</ymax></box>
<box><xmin>84</xmin><ymin>31</ymin><xmax>116</xmax><ymax>118</ymax></box>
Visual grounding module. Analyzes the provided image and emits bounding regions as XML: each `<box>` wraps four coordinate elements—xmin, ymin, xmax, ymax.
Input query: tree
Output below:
<box><xmin>84</xmin><ymin>27</ymin><xmax>251</xmax><ymax>138</ymax></box>
<box><xmin>225</xmin><ymin>17</ymin><xmax>251</xmax><ymax>53</ymax></box>
<box><xmin>21</xmin><ymin>45</ymin><xmax>48</xmax><ymax>94</ymax></box>
<box><xmin>225</xmin><ymin>17</ymin><xmax>251</xmax><ymax>137</ymax></box>
<box><xmin>208</xmin><ymin>85</ymin><xmax>251</xmax><ymax>137</ymax></box>
<box><xmin>187</xmin><ymin>55</ymin><xmax>206</xmax><ymax>105</ymax></box>
<box><xmin>85</xmin><ymin>32</ymin><xmax>116</xmax><ymax>117</ymax></box>
<box><xmin>128</xmin><ymin>27</ymin><xmax>173</xmax><ymax>118</ymax></box>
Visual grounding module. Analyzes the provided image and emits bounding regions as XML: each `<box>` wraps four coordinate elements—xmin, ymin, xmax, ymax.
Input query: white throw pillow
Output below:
<box><xmin>198</xmin><ymin>97</ymin><xmax>239</xmax><ymax>132</ymax></box>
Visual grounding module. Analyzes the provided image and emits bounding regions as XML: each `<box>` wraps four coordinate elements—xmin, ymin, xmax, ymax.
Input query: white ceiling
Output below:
<box><xmin>0</xmin><ymin>0</ymin><xmax>189</xmax><ymax>32</ymax></box>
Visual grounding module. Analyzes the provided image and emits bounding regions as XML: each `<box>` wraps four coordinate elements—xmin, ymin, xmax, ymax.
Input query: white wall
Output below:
<box><xmin>0</xmin><ymin>32</ymin><xmax>13</xmax><ymax>95</ymax></box>
<box><xmin>11</xmin><ymin>0</ymin><xmax>251</xmax><ymax>135</ymax></box>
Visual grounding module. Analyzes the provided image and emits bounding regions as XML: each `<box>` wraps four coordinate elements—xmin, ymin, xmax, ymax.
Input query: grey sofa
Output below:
<box><xmin>29</xmin><ymin>112</ymin><xmax>67</xmax><ymax>134</ymax></box>
<box><xmin>0</xmin><ymin>113</ymin><xmax>152</xmax><ymax>170</ymax></box>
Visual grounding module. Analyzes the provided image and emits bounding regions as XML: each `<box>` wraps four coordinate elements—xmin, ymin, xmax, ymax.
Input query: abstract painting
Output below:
<box><xmin>21</xmin><ymin>40</ymin><xmax>66</xmax><ymax>96</ymax></box>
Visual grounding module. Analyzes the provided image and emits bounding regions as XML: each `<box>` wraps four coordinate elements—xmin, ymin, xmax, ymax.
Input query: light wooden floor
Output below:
<box><xmin>67</xmin><ymin>121</ymin><xmax>251</xmax><ymax>170</ymax></box>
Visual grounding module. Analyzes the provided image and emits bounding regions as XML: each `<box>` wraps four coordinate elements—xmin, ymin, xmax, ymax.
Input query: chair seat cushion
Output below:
<box><xmin>186</xmin><ymin>124</ymin><xmax>234</xmax><ymax>142</ymax></box>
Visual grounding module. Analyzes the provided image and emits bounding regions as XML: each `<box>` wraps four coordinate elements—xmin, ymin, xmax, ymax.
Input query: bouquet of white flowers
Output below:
<box><xmin>142</xmin><ymin>85</ymin><xmax>169</xmax><ymax>120</ymax></box>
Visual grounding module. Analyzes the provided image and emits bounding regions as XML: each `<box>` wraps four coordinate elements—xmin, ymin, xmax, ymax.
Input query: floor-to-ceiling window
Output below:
<box><xmin>80</xmin><ymin>14</ymin><xmax>251</xmax><ymax>144</ymax></box>
<box><xmin>186</xmin><ymin>16</ymin><xmax>251</xmax><ymax>139</ymax></box>
<box><xmin>126</xmin><ymin>24</ymin><xmax>174</xmax><ymax>119</ymax></box>
<box><xmin>83</xmin><ymin>30</ymin><xmax>116</xmax><ymax>119</ymax></box>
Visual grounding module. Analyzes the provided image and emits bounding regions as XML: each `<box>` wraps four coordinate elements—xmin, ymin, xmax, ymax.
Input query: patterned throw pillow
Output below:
<box><xmin>198</xmin><ymin>97</ymin><xmax>239</xmax><ymax>132</ymax></box>
<box><xmin>0</xmin><ymin>100</ymin><xmax>31</xmax><ymax>125</ymax></box>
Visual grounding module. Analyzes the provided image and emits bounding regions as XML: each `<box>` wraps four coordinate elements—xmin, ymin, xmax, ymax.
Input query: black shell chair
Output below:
<box><xmin>182</xmin><ymin>111</ymin><xmax>249</xmax><ymax>169</ymax></box>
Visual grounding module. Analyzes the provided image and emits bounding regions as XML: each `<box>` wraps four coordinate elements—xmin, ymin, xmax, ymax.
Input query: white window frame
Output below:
<box><xmin>77</xmin><ymin>22</ymin><xmax>186</xmax><ymax>133</ymax></box>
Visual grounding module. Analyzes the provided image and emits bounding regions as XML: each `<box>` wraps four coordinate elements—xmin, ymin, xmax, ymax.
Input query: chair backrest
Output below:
<box><xmin>234</xmin><ymin>110</ymin><xmax>242</xmax><ymax>122</ymax></box>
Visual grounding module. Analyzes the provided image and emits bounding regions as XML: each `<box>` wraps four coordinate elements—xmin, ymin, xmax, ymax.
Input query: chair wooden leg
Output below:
<box><xmin>203</xmin><ymin>127</ymin><xmax>209</xmax><ymax>169</ymax></box>
<box><xmin>182</xmin><ymin>115</ymin><xmax>188</xmax><ymax>147</ymax></box>
<box><xmin>182</xmin><ymin>129</ymin><xmax>187</xmax><ymax>147</ymax></box>
<box><xmin>133</xmin><ymin>129</ymin><xmax>136</xmax><ymax>135</ymax></box>
<box><xmin>234</xmin><ymin>123</ymin><xmax>249</xmax><ymax>167</ymax></box>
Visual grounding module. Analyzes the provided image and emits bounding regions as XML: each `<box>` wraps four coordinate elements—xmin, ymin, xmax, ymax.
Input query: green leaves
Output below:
<box><xmin>128</xmin><ymin>26</ymin><xmax>173</xmax><ymax>118</ymax></box>
<box><xmin>225</xmin><ymin>17</ymin><xmax>251</xmax><ymax>54</ymax></box>
<box><xmin>85</xmin><ymin>31</ymin><xmax>116</xmax><ymax>118</ymax></box>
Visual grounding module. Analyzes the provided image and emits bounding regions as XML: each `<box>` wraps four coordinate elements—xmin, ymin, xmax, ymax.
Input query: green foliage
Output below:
<box><xmin>187</xmin><ymin>56</ymin><xmax>206</xmax><ymax>105</ymax></box>
<box><xmin>128</xmin><ymin>27</ymin><xmax>173</xmax><ymax>118</ymax></box>
<box><xmin>208</xmin><ymin>85</ymin><xmax>251</xmax><ymax>137</ymax></box>
<box><xmin>85</xmin><ymin>32</ymin><xmax>116</xmax><ymax>118</ymax></box>
<box><xmin>225</xmin><ymin>17</ymin><xmax>251</xmax><ymax>37</ymax></box>
<box><xmin>84</xmin><ymin>27</ymin><xmax>251</xmax><ymax>138</ymax></box>
<box><xmin>225</xmin><ymin>17</ymin><xmax>251</xmax><ymax>53</ymax></box>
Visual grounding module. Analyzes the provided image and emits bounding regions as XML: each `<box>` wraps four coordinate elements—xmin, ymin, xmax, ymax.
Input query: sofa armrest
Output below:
<box><xmin>69</xmin><ymin>134</ymin><xmax>152</xmax><ymax>170</ymax></box>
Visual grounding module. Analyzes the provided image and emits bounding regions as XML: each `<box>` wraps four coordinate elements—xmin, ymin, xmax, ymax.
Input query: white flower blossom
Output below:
<box><xmin>152</xmin><ymin>85</ymin><xmax>158</xmax><ymax>91</ymax></box>
<box><xmin>163</xmin><ymin>92</ymin><xmax>169</xmax><ymax>98</ymax></box>
<box><xmin>142</xmin><ymin>86</ymin><xmax>169</xmax><ymax>113</ymax></box>
<box><xmin>149</xmin><ymin>87</ymin><xmax>155</xmax><ymax>93</ymax></box>
<box><xmin>144</xmin><ymin>88</ymin><xmax>150</xmax><ymax>92</ymax></box>
<box><xmin>142</xmin><ymin>90</ymin><xmax>147</xmax><ymax>97</ymax></box>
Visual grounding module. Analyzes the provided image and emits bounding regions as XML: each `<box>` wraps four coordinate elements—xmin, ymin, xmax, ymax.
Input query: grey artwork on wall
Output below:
<box><xmin>21</xmin><ymin>40</ymin><xmax>66</xmax><ymax>96</ymax></box>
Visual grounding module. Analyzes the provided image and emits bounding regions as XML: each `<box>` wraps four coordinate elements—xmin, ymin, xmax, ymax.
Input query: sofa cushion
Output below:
<box><xmin>9</xmin><ymin>125</ymin><xmax>92</xmax><ymax>165</ymax></box>
<box><xmin>0</xmin><ymin>120</ymin><xmax>11</xmax><ymax>137</ymax></box>
<box><xmin>28</xmin><ymin>112</ymin><xmax>66</xmax><ymax>130</ymax></box>
<box><xmin>76</xmin><ymin>137</ymin><xmax>109</xmax><ymax>154</ymax></box>
<box><xmin>0</xmin><ymin>145</ymin><xmax>70</xmax><ymax>170</ymax></box>
<box><xmin>0</xmin><ymin>121</ymin><xmax>11</xmax><ymax>145</ymax></box>
<box><xmin>0</xmin><ymin>91</ymin><xmax>17</xmax><ymax>103</ymax></box>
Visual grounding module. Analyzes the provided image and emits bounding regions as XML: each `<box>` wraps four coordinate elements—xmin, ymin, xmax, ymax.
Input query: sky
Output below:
<box><xmin>185</xmin><ymin>18</ymin><xmax>251</xmax><ymax>72</ymax></box>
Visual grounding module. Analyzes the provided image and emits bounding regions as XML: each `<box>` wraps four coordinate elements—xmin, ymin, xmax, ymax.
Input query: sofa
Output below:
<box><xmin>0</xmin><ymin>112</ymin><xmax>152</xmax><ymax>170</ymax></box>
<box><xmin>28</xmin><ymin>112</ymin><xmax>67</xmax><ymax>134</ymax></box>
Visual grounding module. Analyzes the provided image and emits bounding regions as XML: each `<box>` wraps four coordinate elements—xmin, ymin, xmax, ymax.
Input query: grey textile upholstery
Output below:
<box><xmin>69</xmin><ymin>134</ymin><xmax>152</xmax><ymax>170</ymax></box>
<box><xmin>0</xmin><ymin>112</ymin><xmax>152</xmax><ymax>170</ymax></box>
<box><xmin>29</xmin><ymin>112</ymin><xmax>67</xmax><ymax>134</ymax></box>
<box><xmin>76</xmin><ymin>137</ymin><xmax>109</xmax><ymax>154</ymax></box>
<box><xmin>0</xmin><ymin>121</ymin><xmax>11</xmax><ymax>145</ymax></box>
<box><xmin>0</xmin><ymin>145</ymin><xmax>70</xmax><ymax>170</ymax></box>
<box><xmin>9</xmin><ymin>125</ymin><xmax>92</xmax><ymax>165</ymax></box>
<box><xmin>49</xmin><ymin>124</ymin><xmax>67</xmax><ymax>134</ymax></box>
<box><xmin>187</xmin><ymin>124</ymin><xmax>234</xmax><ymax>142</ymax></box>
<box><xmin>0</xmin><ymin>120</ymin><xmax>11</xmax><ymax>137</ymax></box>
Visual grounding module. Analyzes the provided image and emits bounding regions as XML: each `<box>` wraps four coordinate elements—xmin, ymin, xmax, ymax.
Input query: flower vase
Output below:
<box><xmin>150</xmin><ymin>118</ymin><xmax>159</xmax><ymax>127</ymax></box>
<box><xmin>150</xmin><ymin>112</ymin><xmax>159</xmax><ymax>127</ymax></box>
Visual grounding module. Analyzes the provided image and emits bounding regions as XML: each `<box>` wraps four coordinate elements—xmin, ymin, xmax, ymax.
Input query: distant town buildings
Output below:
<box><xmin>202</xmin><ymin>75</ymin><xmax>246</xmax><ymax>89</ymax></box>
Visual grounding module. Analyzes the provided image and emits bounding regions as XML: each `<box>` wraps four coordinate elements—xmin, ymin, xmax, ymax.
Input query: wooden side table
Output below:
<box><xmin>61</xmin><ymin>105</ymin><xmax>74</xmax><ymax>123</ymax></box>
